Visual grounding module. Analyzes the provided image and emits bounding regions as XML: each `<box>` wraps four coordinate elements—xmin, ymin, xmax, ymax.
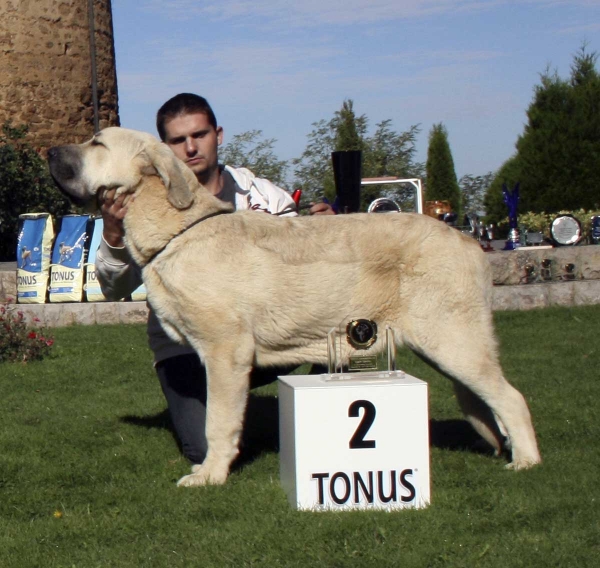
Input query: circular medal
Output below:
<box><xmin>346</xmin><ymin>319</ymin><xmax>378</xmax><ymax>350</ymax></box>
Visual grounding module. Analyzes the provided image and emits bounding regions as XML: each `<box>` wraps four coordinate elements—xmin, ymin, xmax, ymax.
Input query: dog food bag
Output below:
<box><xmin>84</xmin><ymin>217</ymin><xmax>107</xmax><ymax>302</ymax></box>
<box><xmin>16</xmin><ymin>213</ymin><xmax>54</xmax><ymax>304</ymax></box>
<box><xmin>49</xmin><ymin>215</ymin><xmax>91</xmax><ymax>303</ymax></box>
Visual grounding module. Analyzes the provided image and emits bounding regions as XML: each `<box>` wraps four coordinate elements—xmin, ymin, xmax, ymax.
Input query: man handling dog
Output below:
<box><xmin>95</xmin><ymin>93</ymin><xmax>334</xmax><ymax>467</ymax></box>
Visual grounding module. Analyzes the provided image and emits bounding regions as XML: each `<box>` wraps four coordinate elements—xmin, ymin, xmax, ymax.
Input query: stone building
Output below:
<box><xmin>0</xmin><ymin>0</ymin><xmax>119</xmax><ymax>152</ymax></box>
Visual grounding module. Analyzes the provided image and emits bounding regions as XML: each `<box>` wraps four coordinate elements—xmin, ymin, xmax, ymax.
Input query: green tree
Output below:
<box><xmin>483</xmin><ymin>157</ymin><xmax>520</xmax><ymax>224</ymax></box>
<box><xmin>485</xmin><ymin>46</ymin><xmax>600</xmax><ymax>224</ymax></box>
<box><xmin>293</xmin><ymin>100</ymin><xmax>422</xmax><ymax>211</ymax></box>
<box><xmin>459</xmin><ymin>172</ymin><xmax>494</xmax><ymax>215</ymax></box>
<box><xmin>0</xmin><ymin>122</ymin><xmax>72</xmax><ymax>261</ymax></box>
<box><xmin>219</xmin><ymin>129</ymin><xmax>289</xmax><ymax>187</ymax></box>
<box><xmin>425</xmin><ymin>123</ymin><xmax>461</xmax><ymax>217</ymax></box>
<box><xmin>363</xmin><ymin>120</ymin><xmax>423</xmax><ymax>210</ymax></box>
<box><xmin>334</xmin><ymin>99</ymin><xmax>363</xmax><ymax>152</ymax></box>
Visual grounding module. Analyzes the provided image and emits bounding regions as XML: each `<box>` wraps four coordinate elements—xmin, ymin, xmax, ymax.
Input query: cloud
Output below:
<box><xmin>116</xmin><ymin>33</ymin><xmax>504</xmax><ymax>112</ymax></box>
<box><xmin>378</xmin><ymin>49</ymin><xmax>503</xmax><ymax>68</ymax></box>
<box><xmin>116</xmin><ymin>37</ymin><xmax>345</xmax><ymax>106</ymax></box>
<box><xmin>139</xmin><ymin>0</ymin><xmax>490</xmax><ymax>27</ymax></box>
<box><xmin>114</xmin><ymin>0</ymin><xmax>600</xmax><ymax>176</ymax></box>
<box><xmin>141</xmin><ymin>0</ymin><xmax>597</xmax><ymax>27</ymax></box>
<box><xmin>557</xmin><ymin>21</ymin><xmax>600</xmax><ymax>34</ymax></box>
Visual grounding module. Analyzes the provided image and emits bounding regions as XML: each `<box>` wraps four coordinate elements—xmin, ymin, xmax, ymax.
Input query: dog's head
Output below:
<box><xmin>47</xmin><ymin>127</ymin><xmax>195</xmax><ymax>210</ymax></box>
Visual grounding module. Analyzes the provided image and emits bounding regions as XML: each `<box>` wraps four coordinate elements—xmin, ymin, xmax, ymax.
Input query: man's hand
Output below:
<box><xmin>99</xmin><ymin>189</ymin><xmax>128</xmax><ymax>247</ymax></box>
<box><xmin>308</xmin><ymin>202</ymin><xmax>335</xmax><ymax>215</ymax></box>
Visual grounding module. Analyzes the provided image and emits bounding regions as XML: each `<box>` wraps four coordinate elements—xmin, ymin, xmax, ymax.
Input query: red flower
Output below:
<box><xmin>28</xmin><ymin>331</ymin><xmax>37</xmax><ymax>339</ymax></box>
<box><xmin>46</xmin><ymin>339</ymin><xmax>54</xmax><ymax>347</ymax></box>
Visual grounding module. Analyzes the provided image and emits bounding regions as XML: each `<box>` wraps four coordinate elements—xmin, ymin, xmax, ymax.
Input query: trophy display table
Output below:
<box><xmin>278</xmin><ymin>371</ymin><xmax>430</xmax><ymax>511</ymax></box>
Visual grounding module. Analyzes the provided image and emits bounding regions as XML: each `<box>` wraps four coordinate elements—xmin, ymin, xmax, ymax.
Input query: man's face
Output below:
<box><xmin>163</xmin><ymin>112</ymin><xmax>223</xmax><ymax>180</ymax></box>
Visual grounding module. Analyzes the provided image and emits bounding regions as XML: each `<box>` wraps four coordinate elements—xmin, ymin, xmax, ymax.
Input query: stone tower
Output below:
<box><xmin>0</xmin><ymin>0</ymin><xmax>119</xmax><ymax>151</ymax></box>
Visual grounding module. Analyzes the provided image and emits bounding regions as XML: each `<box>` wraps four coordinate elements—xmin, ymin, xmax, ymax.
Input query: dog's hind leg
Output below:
<box><xmin>452</xmin><ymin>380</ymin><xmax>507</xmax><ymax>455</ymax></box>
<box><xmin>404</xmin><ymin>319</ymin><xmax>541</xmax><ymax>470</ymax></box>
<box><xmin>462</xmin><ymin>376</ymin><xmax>540</xmax><ymax>470</ymax></box>
<box><xmin>177</xmin><ymin>337</ymin><xmax>254</xmax><ymax>487</ymax></box>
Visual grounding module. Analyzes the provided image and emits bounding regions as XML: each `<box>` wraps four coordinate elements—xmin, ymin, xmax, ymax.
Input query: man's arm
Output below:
<box><xmin>258</xmin><ymin>178</ymin><xmax>335</xmax><ymax>216</ymax></box>
<box><xmin>308</xmin><ymin>201</ymin><xmax>335</xmax><ymax>215</ymax></box>
<box><xmin>94</xmin><ymin>190</ymin><xmax>142</xmax><ymax>300</ymax></box>
<box><xmin>230</xmin><ymin>167</ymin><xmax>334</xmax><ymax>216</ymax></box>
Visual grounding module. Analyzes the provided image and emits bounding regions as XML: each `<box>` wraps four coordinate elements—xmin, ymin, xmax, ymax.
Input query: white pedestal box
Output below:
<box><xmin>278</xmin><ymin>371</ymin><xmax>430</xmax><ymax>511</ymax></box>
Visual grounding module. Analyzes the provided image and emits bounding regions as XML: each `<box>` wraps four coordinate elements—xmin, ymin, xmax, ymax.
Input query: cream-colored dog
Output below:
<box><xmin>48</xmin><ymin>127</ymin><xmax>541</xmax><ymax>486</ymax></box>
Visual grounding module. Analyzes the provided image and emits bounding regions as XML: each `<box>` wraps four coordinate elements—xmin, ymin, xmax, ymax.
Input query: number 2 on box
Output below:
<box><xmin>348</xmin><ymin>400</ymin><xmax>376</xmax><ymax>449</ymax></box>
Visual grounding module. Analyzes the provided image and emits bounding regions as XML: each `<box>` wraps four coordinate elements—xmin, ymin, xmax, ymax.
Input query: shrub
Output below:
<box><xmin>0</xmin><ymin>121</ymin><xmax>72</xmax><ymax>261</ymax></box>
<box><xmin>496</xmin><ymin>208</ymin><xmax>600</xmax><ymax>240</ymax></box>
<box><xmin>0</xmin><ymin>300</ymin><xmax>54</xmax><ymax>363</ymax></box>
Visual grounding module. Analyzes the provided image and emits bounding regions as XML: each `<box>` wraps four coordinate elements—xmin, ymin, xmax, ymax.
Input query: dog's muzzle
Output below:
<box><xmin>47</xmin><ymin>146</ymin><xmax>88</xmax><ymax>206</ymax></box>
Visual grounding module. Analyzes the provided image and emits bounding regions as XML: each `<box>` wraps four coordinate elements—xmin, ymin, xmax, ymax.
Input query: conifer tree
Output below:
<box><xmin>485</xmin><ymin>46</ymin><xmax>600</xmax><ymax>223</ymax></box>
<box><xmin>334</xmin><ymin>100</ymin><xmax>363</xmax><ymax>152</ymax></box>
<box><xmin>425</xmin><ymin>123</ymin><xmax>461</xmax><ymax>216</ymax></box>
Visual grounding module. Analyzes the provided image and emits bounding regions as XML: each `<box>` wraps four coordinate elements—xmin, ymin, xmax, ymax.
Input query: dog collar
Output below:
<box><xmin>143</xmin><ymin>209</ymin><xmax>230</xmax><ymax>267</ymax></box>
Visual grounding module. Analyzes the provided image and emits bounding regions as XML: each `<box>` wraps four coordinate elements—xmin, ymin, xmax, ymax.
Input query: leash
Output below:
<box><xmin>143</xmin><ymin>209</ymin><xmax>230</xmax><ymax>267</ymax></box>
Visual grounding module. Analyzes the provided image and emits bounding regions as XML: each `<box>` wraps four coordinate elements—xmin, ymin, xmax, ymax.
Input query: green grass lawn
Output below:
<box><xmin>1</xmin><ymin>305</ymin><xmax>599</xmax><ymax>567</ymax></box>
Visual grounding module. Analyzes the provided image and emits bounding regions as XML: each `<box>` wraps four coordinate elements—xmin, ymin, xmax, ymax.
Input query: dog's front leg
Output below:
<box><xmin>177</xmin><ymin>341</ymin><xmax>252</xmax><ymax>487</ymax></box>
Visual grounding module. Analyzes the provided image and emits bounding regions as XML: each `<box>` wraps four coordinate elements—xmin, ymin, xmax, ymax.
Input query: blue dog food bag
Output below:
<box><xmin>49</xmin><ymin>215</ymin><xmax>91</xmax><ymax>303</ymax></box>
<box><xmin>16</xmin><ymin>213</ymin><xmax>54</xmax><ymax>304</ymax></box>
<box><xmin>84</xmin><ymin>217</ymin><xmax>106</xmax><ymax>302</ymax></box>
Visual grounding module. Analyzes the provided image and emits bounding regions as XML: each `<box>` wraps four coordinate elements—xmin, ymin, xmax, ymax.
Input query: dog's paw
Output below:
<box><xmin>505</xmin><ymin>457</ymin><xmax>541</xmax><ymax>471</ymax></box>
<box><xmin>176</xmin><ymin>465</ymin><xmax>228</xmax><ymax>487</ymax></box>
<box><xmin>176</xmin><ymin>473</ymin><xmax>209</xmax><ymax>487</ymax></box>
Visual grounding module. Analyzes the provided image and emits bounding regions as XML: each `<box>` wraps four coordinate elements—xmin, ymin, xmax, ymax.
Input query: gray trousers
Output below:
<box><xmin>155</xmin><ymin>353</ymin><xmax>298</xmax><ymax>464</ymax></box>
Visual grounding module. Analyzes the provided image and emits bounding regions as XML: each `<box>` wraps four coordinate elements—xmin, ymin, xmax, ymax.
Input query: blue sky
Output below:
<box><xmin>112</xmin><ymin>0</ymin><xmax>600</xmax><ymax>182</ymax></box>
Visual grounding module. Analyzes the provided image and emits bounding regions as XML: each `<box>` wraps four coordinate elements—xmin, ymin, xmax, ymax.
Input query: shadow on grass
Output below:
<box><xmin>121</xmin><ymin>409</ymin><xmax>172</xmax><ymax>430</ymax></box>
<box><xmin>429</xmin><ymin>418</ymin><xmax>496</xmax><ymax>455</ymax></box>
<box><xmin>119</xmin><ymin>393</ymin><xmax>280</xmax><ymax>470</ymax></box>
<box><xmin>121</xmin><ymin>394</ymin><xmax>495</xmax><ymax>472</ymax></box>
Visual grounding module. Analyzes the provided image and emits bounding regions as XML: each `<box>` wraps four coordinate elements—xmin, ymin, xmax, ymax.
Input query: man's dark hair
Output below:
<box><xmin>156</xmin><ymin>93</ymin><xmax>218</xmax><ymax>141</ymax></box>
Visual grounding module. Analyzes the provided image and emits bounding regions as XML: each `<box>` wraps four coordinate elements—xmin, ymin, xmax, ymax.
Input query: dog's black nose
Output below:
<box><xmin>47</xmin><ymin>146</ymin><xmax>77</xmax><ymax>184</ymax></box>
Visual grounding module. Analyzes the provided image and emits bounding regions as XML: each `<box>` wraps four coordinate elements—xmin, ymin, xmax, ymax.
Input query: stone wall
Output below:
<box><xmin>0</xmin><ymin>0</ymin><xmax>119</xmax><ymax>151</ymax></box>
<box><xmin>3</xmin><ymin>245</ymin><xmax>600</xmax><ymax>325</ymax></box>
<box><xmin>488</xmin><ymin>245</ymin><xmax>600</xmax><ymax>286</ymax></box>
<box><xmin>0</xmin><ymin>267</ymin><xmax>16</xmax><ymax>303</ymax></box>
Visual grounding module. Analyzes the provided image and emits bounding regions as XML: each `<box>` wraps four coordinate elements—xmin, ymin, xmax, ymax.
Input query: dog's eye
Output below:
<box><xmin>90</xmin><ymin>138</ymin><xmax>104</xmax><ymax>148</ymax></box>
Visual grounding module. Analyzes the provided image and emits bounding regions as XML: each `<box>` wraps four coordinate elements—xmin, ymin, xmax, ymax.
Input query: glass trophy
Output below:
<box><xmin>502</xmin><ymin>182</ymin><xmax>521</xmax><ymax>250</ymax></box>
<box><xmin>324</xmin><ymin>319</ymin><xmax>402</xmax><ymax>381</ymax></box>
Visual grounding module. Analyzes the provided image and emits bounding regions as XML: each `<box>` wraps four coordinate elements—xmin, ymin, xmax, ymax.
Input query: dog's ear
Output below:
<box><xmin>141</xmin><ymin>143</ymin><xmax>195</xmax><ymax>210</ymax></box>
